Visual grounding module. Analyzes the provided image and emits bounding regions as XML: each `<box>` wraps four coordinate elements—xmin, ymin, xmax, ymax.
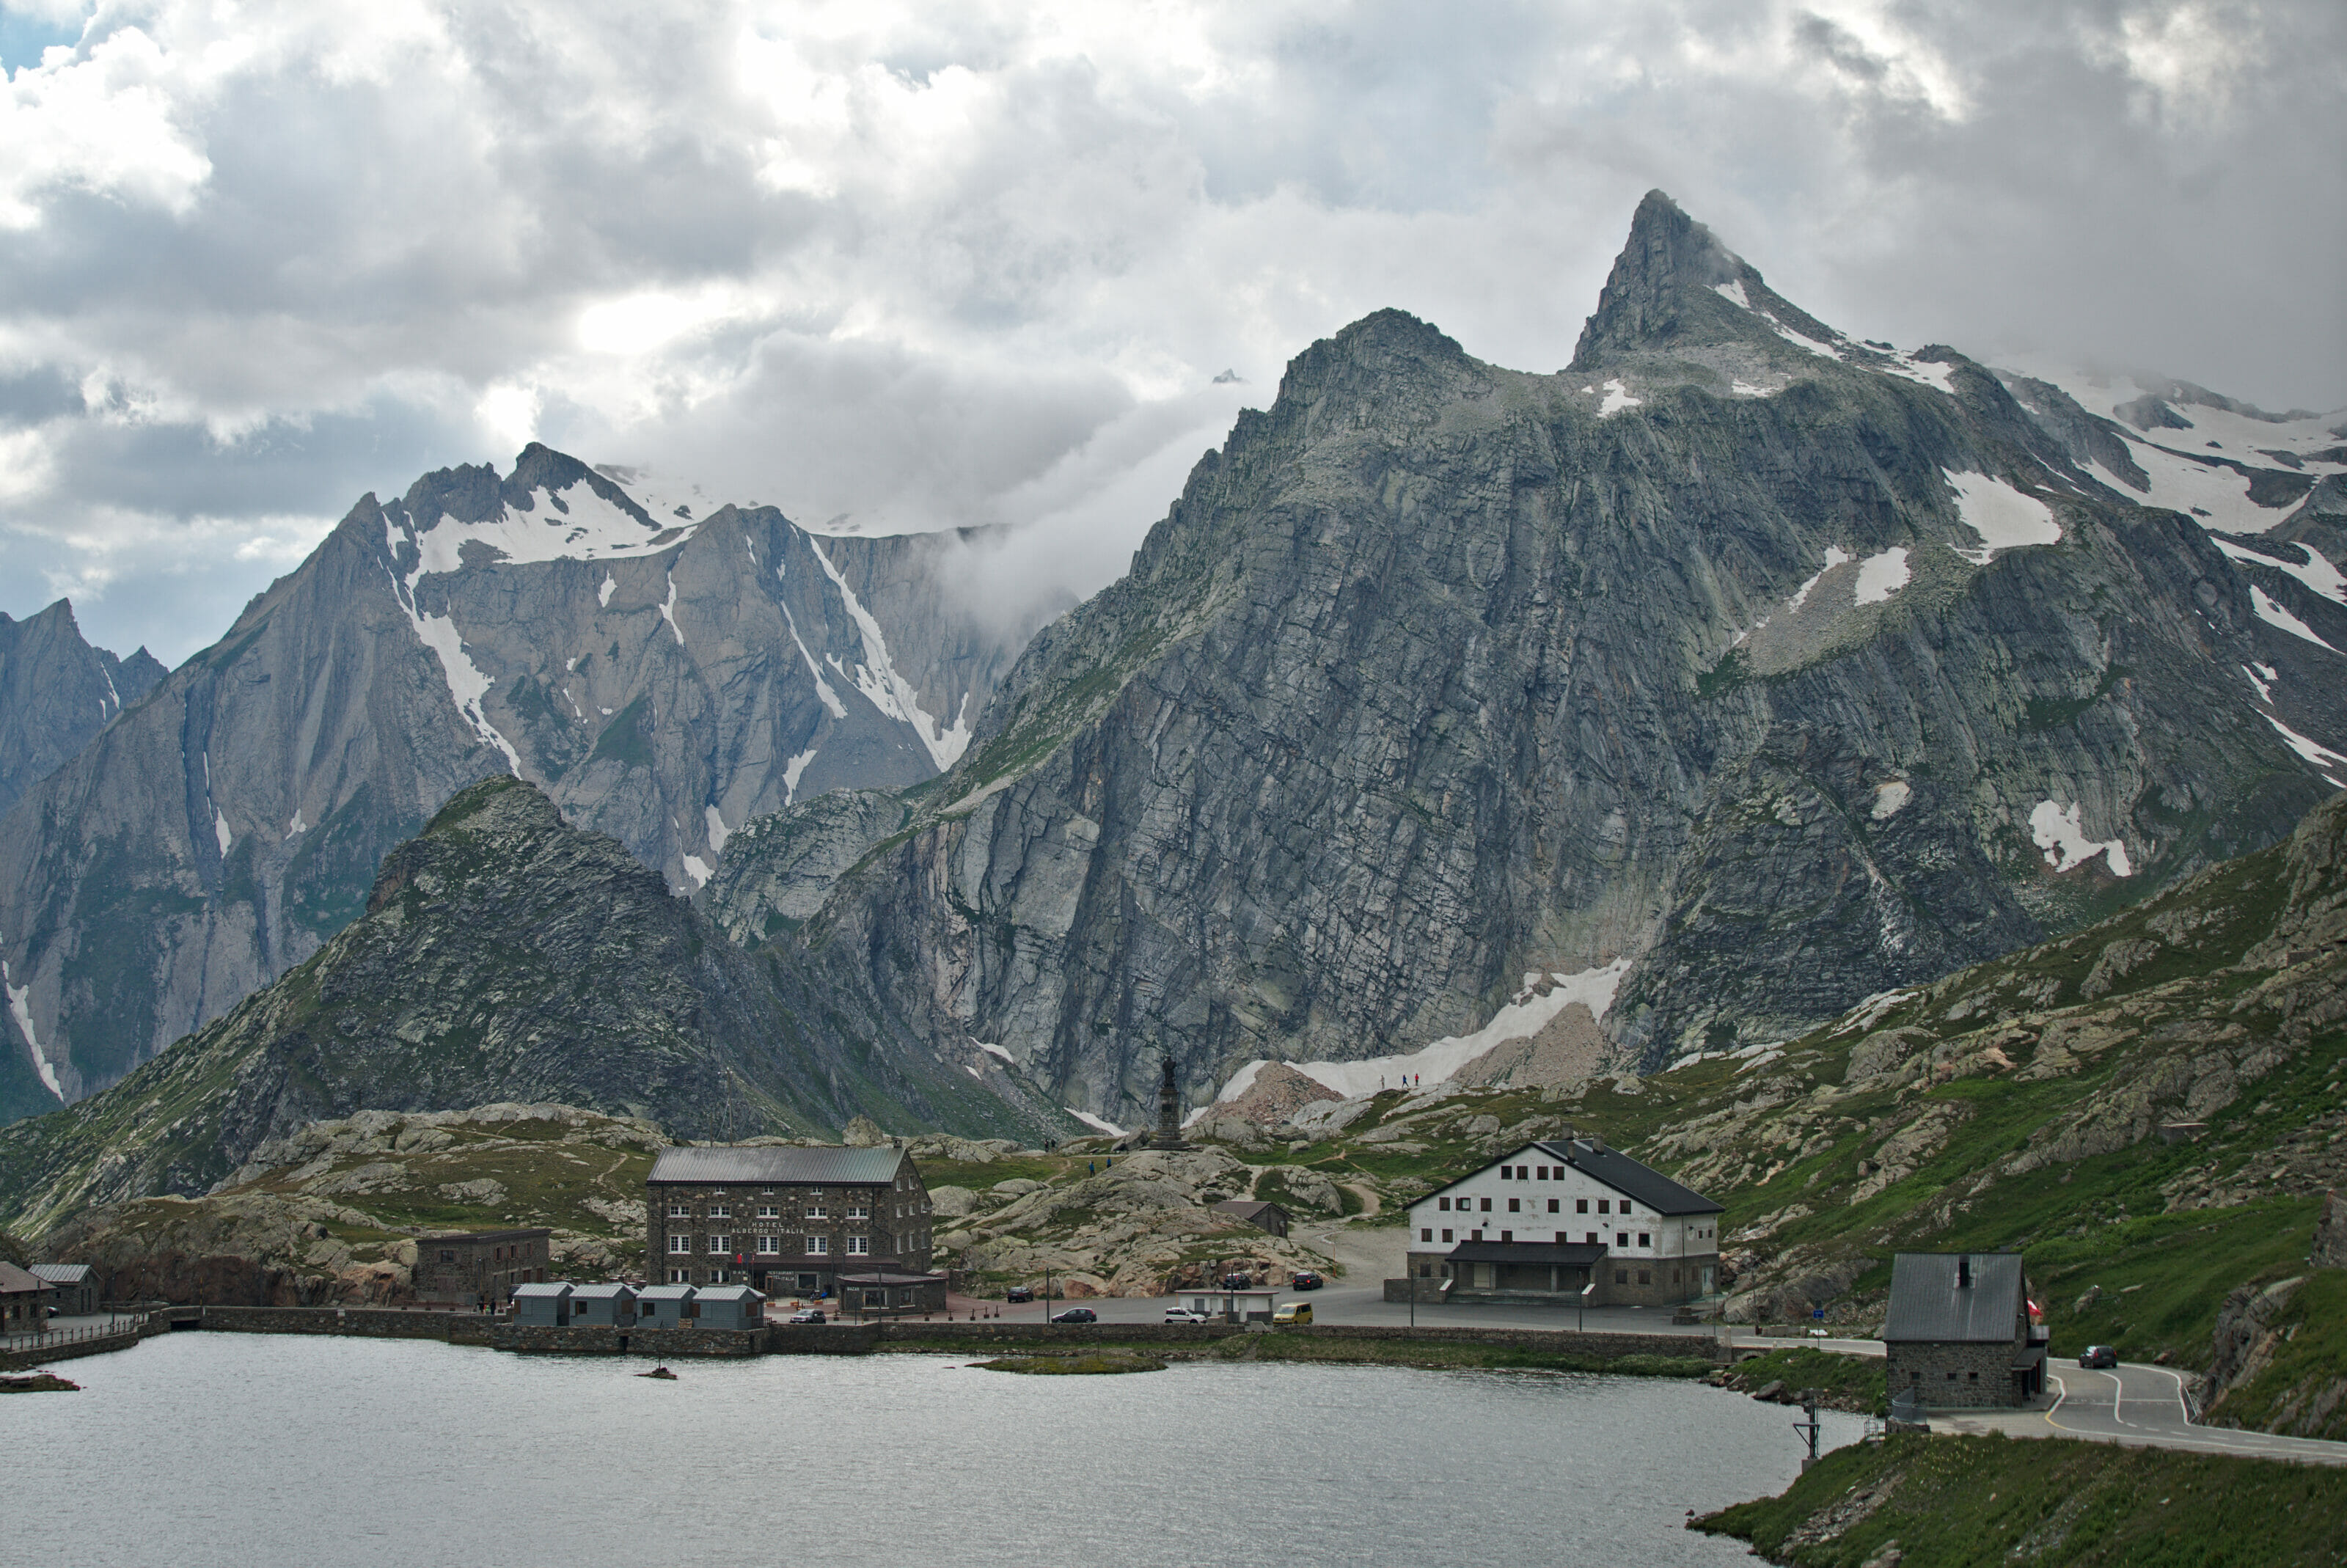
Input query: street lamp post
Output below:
<box><xmin>1578</xmin><ymin>1279</ymin><xmax>1594</xmax><ymax>1333</ymax></box>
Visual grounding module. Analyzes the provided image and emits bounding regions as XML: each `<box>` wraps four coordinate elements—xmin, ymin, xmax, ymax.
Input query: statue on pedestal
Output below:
<box><xmin>1149</xmin><ymin>1053</ymin><xmax>1192</xmax><ymax>1150</ymax></box>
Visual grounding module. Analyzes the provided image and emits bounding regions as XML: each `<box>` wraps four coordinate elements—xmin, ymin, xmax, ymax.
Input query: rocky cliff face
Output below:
<box><xmin>765</xmin><ymin>191</ymin><xmax>2344</xmax><ymax>1124</ymax></box>
<box><xmin>0</xmin><ymin>601</ymin><xmax>163</xmax><ymax>819</ymax></box>
<box><xmin>0</xmin><ymin>444</ymin><xmax>1041</xmax><ymax>1124</ymax></box>
<box><xmin>0</xmin><ymin>775</ymin><xmax>1074</xmax><ymax>1231</ymax></box>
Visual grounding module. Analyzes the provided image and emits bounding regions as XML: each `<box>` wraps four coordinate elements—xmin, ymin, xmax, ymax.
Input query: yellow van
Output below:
<box><xmin>1271</xmin><ymin>1301</ymin><xmax>1312</xmax><ymax>1325</ymax></box>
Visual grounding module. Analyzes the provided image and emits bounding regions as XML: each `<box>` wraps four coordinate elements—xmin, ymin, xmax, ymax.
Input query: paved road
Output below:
<box><xmin>1933</xmin><ymin>1363</ymin><xmax>2347</xmax><ymax>1468</ymax></box>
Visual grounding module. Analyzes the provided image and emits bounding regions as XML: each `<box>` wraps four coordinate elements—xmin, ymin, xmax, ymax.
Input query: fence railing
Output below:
<box><xmin>1</xmin><ymin>1313</ymin><xmax>150</xmax><ymax>1352</ymax></box>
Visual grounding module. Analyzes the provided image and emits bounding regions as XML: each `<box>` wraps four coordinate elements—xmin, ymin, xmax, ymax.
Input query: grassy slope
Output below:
<box><xmin>1696</xmin><ymin>1432</ymin><xmax>2347</xmax><ymax>1567</ymax></box>
<box><xmin>2206</xmin><ymin>1270</ymin><xmax>2347</xmax><ymax>1442</ymax></box>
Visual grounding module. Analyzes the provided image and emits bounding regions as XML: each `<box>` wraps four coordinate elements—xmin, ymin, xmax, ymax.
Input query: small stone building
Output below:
<box><xmin>1211</xmin><ymin>1198</ymin><xmax>1291</xmax><ymax>1239</ymax></box>
<box><xmin>30</xmin><ymin>1263</ymin><xmax>97</xmax><ymax>1316</ymax></box>
<box><xmin>646</xmin><ymin>1145</ymin><xmax>934</xmax><ymax>1297</ymax></box>
<box><xmin>1405</xmin><ymin>1135</ymin><xmax>1724</xmax><ymax>1306</ymax></box>
<box><xmin>0</xmin><ymin>1260</ymin><xmax>51</xmax><ymax>1332</ymax></box>
<box><xmin>412</xmin><ymin>1228</ymin><xmax>552</xmax><ymax>1306</ymax></box>
<box><xmin>1883</xmin><ymin>1252</ymin><xmax>2047</xmax><ymax>1408</ymax></box>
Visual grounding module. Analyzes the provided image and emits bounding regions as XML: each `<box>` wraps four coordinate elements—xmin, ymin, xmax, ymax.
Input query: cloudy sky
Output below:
<box><xmin>1</xmin><ymin>0</ymin><xmax>2340</xmax><ymax>664</ymax></box>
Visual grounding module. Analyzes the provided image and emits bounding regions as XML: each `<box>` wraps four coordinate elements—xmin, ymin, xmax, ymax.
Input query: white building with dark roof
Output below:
<box><xmin>646</xmin><ymin>1144</ymin><xmax>939</xmax><ymax>1306</ymax></box>
<box><xmin>1405</xmin><ymin>1135</ymin><xmax>1724</xmax><ymax>1306</ymax></box>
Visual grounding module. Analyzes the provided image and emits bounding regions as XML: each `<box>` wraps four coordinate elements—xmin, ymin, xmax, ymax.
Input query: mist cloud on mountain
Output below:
<box><xmin>0</xmin><ymin>0</ymin><xmax>2338</xmax><ymax>662</ymax></box>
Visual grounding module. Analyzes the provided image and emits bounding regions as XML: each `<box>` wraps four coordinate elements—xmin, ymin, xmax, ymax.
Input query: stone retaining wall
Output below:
<box><xmin>494</xmin><ymin>1324</ymin><xmax>764</xmax><ymax>1357</ymax></box>
<box><xmin>202</xmin><ymin>1306</ymin><xmax>494</xmax><ymax>1344</ymax></box>
<box><xmin>863</xmin><ymin>1320</ymin><xmax>1721</xmax><ymax>1360</ymax></box>
<box><xmin>0</xmin><ymin>1315</ymin><xmax>165</xmax><ymax>1371</ymax></box>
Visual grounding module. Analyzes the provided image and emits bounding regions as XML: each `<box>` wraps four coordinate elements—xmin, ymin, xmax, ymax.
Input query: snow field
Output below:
<box><xmin>1944</xmin><ymin>472</ymin><xmax>2062</xmax><ymax>561</ymax></box>
<box><xmin>2029</xmin><ymin>800</ymin><xmax>2132</xmax><ymax>877</ymax></box>
<box><xmin>2</xmin><ymin>954</ymin><xmax>63</xmax><ymax>1101</ymax></box>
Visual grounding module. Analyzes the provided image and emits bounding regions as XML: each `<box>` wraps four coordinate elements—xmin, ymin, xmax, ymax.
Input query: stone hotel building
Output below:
<box><xmin>647</xmin><ymin>1146</ymin><xmax>934</xmax><ymax>1297</ymax></box>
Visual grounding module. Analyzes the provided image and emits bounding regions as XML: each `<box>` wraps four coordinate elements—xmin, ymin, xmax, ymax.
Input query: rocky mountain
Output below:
<box><xmin>0</xmin><ymin>599</ymin><xmax>164</xmax><ymax>820</ymax></box>
<box><xmin>0</xmin><ymin>774</ymin><xmax>1076</xmax><ymax>1233</ymax></box>
<box><xmin>0</xmin><ymin>444</ymin><xmax>1044</xmax><ymax>1124</ymax></box>
<box><xmin>714</xmin><ymin>189</ymin><xmax>2346</xmax><ymax>1126</ymax></box>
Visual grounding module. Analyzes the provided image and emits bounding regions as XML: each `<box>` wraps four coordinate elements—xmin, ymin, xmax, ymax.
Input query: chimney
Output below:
<box><xmin>1958</xmin><ymin>1256</ymin><xmax>1971</xmax><ymax>1289</ymax></box>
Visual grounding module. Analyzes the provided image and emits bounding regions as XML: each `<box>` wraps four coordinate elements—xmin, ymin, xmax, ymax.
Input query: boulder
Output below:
<box><xmin>929</xmin><ymin>1186</ymin><xmax>982</xmax><ymax>1218</ymax></box>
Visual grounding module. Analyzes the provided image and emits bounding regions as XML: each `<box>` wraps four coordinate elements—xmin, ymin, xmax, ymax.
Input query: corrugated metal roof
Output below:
<box><xmin>1883</xmin><ymin>1253</ymin><xmax>2028</xmax><ymax>1343</ymax></box>
<box><xmin>1446</xmin><ymin>1239</ymin><xmax>1608</xmax><ymax>1266</ymax></box>
<box><xmin>569</xmin><ymin>1282</ymin><xmax>634</xmax><ymax>1300</ymax></box>
<box><xmin>648</xmin><ymin>1146</ymin><xmax>908</xmax><ymax>1186</ymax></box>
<box><xmin>695</xmin><ymin>1284</ymin><xmax>764</xmax><ymax>1301</ymax></box>
<box><xmin>637</xmin><ymin>1284</ymin><xmax>697</xmax><ymax>1301</ymax></box>
<box><xmin>511</xmin><ymin>1282</ymin><xmax>573</xmax><ymax>1298</ymax></box>
<box><xmin>29</xmin><ymin>1263</ymin><xmax>91</xmax><ymax>1284</ymax></box>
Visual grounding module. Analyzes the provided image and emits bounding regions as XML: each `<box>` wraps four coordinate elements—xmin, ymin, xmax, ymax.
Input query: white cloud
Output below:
<box><xmin>0</xmin><ymin>0</ymin><xmax>2338</xmax><ymax>665</ymax></box>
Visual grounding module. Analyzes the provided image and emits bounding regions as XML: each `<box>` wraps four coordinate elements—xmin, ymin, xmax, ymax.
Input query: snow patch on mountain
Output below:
<box><xmin>598</xmin><ymin>574</ymin><xmax>616</xmax><ymax>607</ymax></box>
<box><xmin>213</xmin><ymin>809</ymin><xmax>233</xmax><ymax>857</ymax></box>
<box><xmin>680</xmin><ymin>854</ymin><xmax>711</xmax><ymax>891</ymax></box>
<box><xmin>807</xmin><ymin>538</ymin><xmax>972</xmax><ymax>769</ymax></box>
<box><xmin>780</xmin><ymin>601</ymin><xmax>849</xmax><ymax>720</ymax></box>
<box><xmin>2248</xmin><ymin>586</ymin><xmax>2342</xmax><ymax>654</ymax></box>
<box><xmin>659</xmin><ymin>572</ymin><xmax>686</xmax><ymax>647</ymax></box>
<box><xmin>1854</xmin><ymin>547</ymin><xmax>1911</xmax><ymax>604</ymax></box>
<box><xmin>3</xmin><ymin>956</ymin><xmax>63</xmax><ymax>1102</ymax></box>
<box><xmin>1066</xmin><ymin>1107</ymin><xmax>1126</xmax><ymax>1137</ymax></box>
<box><xmin>1946</xmin><ymin>472</ymin><xmax>2062</xmax><ymax>562</ymax></box>
<box><xmin>1598</xmin><ymin>379</ymin><xmax>1644</xmax><ymax>417</ymax></box>
<box><xmin>1788</xmin><ymin>546</ymin><xmax>1853</xmax><ymax>612</ymax></box>
<box><xmin>782</xmin><ymin>747</ymin><xmax>818</xmax><ymax>803</ymax></box>
<box><xmin>2212</xmin><ymin>537</ymin><xmax>2347</xmax><ymax>606</ymax></box>
<box><xmin>2264</xmin><ymin>717</ymin><xmax>2347</xmax><ymax>787</ymax></box>
<box><xmin>1212</xmin><ymin>958</ymin><xmax>1633</xmax><ymax>1104</ymax></box>
<box><xmin>402</xmin><ymin>480</ymin><xmax>678</xmax><ymax>576</ymax></box>
<box><xmin>2029</xmin><ymin>800</ymin><xmax>2131</xmax><ymax>876</ymax></box>
<box><xmin>703</xmin><ymin>805</ymin><xmax>731</xmax><ymax>856</ymax></box>
<box><xmin>1712</xmin><ymin>279</ymin><xmax>1750</xmax><ymax>309</ymax></box>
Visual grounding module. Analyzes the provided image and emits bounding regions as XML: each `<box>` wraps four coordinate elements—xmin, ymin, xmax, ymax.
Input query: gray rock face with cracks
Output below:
<box><xmin>766</xmin><ymin>191</ymin><xmax>2345</xmax><ymax>1123</ymax></box>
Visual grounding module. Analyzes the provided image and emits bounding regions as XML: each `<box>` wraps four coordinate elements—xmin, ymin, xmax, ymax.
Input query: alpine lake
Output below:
<box><xmin>24</xmin><ymin>1333</ymin><xmax>1865</xmax><ymax>1566</ymax></box>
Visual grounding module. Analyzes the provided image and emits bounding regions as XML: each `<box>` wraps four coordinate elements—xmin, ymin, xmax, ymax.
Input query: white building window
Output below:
<box><xmin>1616</xmin><ymin>1231</ymin><xmax>1628</xmax><ymax>1248</ymax></box>
<box><xmin>1441</xmin><ymin>1229</ymin><xmax>1453</xmax><ymax>1243</ymax></box>
<box><xmin>757</xmin><ymin>1206</ymin><xmax>780</xmax><ymax>1220</ymax></box>
<box><xmin>709</xmin><ymin>1235</ymin><xmax>731</xmax><ymax>1254</ymax></box>
<box><xmin>847</xmin><ymin>1204</ymin><xmax>870</xmax><ymax>1220</ymax></box>
<box><xmin>668</xmin><ymin>1204</ymin><xmax>690</xmax><ymax>1218</ymax></box>
<box><xmin>1638</xmin><ymin>1232</ymin><xmax>1651</xmax><ymax>1248</ymax></box>
<box><xmin>807</xmin><ymin>1237</ymin><xmax>828</xmax><ymax>1256</ymax></box>
<box><xmin>668</xmin><ymin>1235</ymin><xmax>691</xmax><ymax>1255</ymax></box>
<box><xmin>756</xmin><ymin>1236</ymin><xmax>780</xmax><ymax>1255</ymax></box>
<box><xmin>709</xmin><ymin>1204</ymin><xmax>730</xmax><ymax>1219</ymax></box>
<box><xmin>1421</xmin><ymin>1228</ymin><xmax>1432</xmax><ymax>1242</ymax></box>
<box><xmin>846</xmin><ymin>1236</ymin><xmax>870</xmax><ymax>1256</ymax></box>
<box><xmin>807</xmin><ymin>1206</ymin><xmax>827</xmax><ymax>1220</ymax></box>
<box><xmin>668</xmin><ymin>1268</ymin><xmax>689</xmax><ymax>1283</ymax></box>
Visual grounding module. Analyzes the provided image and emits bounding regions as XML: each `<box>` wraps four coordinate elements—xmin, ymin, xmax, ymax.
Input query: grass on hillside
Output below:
<box><xmin>1696</xmin><ymin>1432</ymin><xmax>2347</xmax><ymax>1567</ymax></box>
<box><xmin>1725</xmin><ymin>1346</ymin><xmax>1889</xmax><ymax>1413</ymax></box>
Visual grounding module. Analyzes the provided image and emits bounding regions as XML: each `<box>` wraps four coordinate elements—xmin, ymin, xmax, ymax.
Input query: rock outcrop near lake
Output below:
<box><xmin>739</xmin><ymin>191</ymin><xmax>2345</xmax><ymax>1124</ymax></box>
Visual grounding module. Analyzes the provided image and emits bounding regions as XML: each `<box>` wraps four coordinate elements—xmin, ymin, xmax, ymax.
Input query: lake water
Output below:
<box><xmin>21</xmin><ymin>1334</ymin><xmax>1861</xmax><ymax>1566</ymax></box>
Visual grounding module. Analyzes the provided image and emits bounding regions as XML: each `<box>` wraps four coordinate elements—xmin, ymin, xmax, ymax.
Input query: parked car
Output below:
<box><xmin>1289</xmin><ymin>1271</ymin><xmax>1323</xmax><ymax>1291</ymax></box>
<box><xmin>1271</xmin><ymin>1301</ymin><xmax>1313</xmax><ymax>1325</ymax></box>
<box><xmin>1006</xmin><ymin>1286</ymin><xmax>1035</xmax><ymax>1303</ymax></box>
<box><xmin>787</xmin><ymin>1308</ymin><xmax>826</xmax><ymax>1325</ymax></box>
<box><xmin>2079</xmin><ymin>1344</ymin><xmax>2118</xmax><ymax>1369</ymax></box>
<box><xmin>1163</xmin><ymin>1307</ymin><xmax>1212</xmax><ymax>1323</ymax></box>
<box><xmin>1220</xmin><ymin>1272</ymin><xmax>1253</xmax><ymax>1290</ymax></box>
<box><xmin>1050</xmin><ymin>1308</ymin><xmax>1098</xmax><ymax>1324</ymax></box>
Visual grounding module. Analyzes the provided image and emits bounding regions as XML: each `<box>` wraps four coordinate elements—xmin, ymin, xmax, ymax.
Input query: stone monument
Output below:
<box><xmin>1148</xmin><ymin>1054</ymin><xmax>1192</xmax><ymax>1150</ymax></box>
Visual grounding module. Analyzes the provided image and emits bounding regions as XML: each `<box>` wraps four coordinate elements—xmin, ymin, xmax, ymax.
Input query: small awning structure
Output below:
<box><xmin>1444</xmin><ymin>1239</ymin><xmax>1606</xmax><ymax>1293</ymax></box>
<box><xmin>1446</xmin><ymin>1240</ymin><xmax>1607</xmax><ymax>1268</ymax></box>
<box><xmin>835</xmin><ymin>1271</ymin><xmax>946</xmax><ymax>1289</ymax></box>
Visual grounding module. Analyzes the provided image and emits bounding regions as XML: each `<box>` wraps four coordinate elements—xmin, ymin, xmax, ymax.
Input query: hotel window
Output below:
<box><xmin>847</xmin><ymin>1204</ymin><xmax>870</xmax><ymax>1220</ymax></box>
<box><xmin>1421</xmin><ymin>1228</ymin><xmax>1433</xmax><ymax>1242</ymax></box>
<box><xmin>1517</xmin><ymin>1166</ymin><xmax>1529</xmax><ymax>1179</ymax></box>
<box><xmin>807</xmin><ymin>1205</ymin><xmax>827</xmax><ymax>1220</ymax></box>
<box><xmin>1499</xmin><ymin>1166</ymin><xmax>1511</xmax><ymax>1180</ymax></box>
<box><xmin>1500</xmin><ymin>1230</ymin><xmax>1512</xmax><ymax>1242</ymax></box>
<box><xmin>668</xmin><ymin>1235</ymin><xmax>690</xmax><ymax>1254</ymax></box>
<box><xmin>708</xmin><ymin>1235</ymin><xmax>730</xmax><ymax>1254</ymax></box>
<box><xmin>668</xmin><ymin>1269</ymin><xmax>689</xmax><ymax>1283</ymax></box>
<box><xmin>1479</xmin><ymin>1197</ymin><xmax>1493</xmax><ymax>1212</ymax></box>
<box><xmin>757</xmin><ymin>1206</ymin><xmax>780</xmax><ymax>1220</ymax></box>
<box><xmin>1638</xmin><ymin>1232</ymin><xmax>1651</xmax><ymax>1248</ymax></box>
<box><xmin>846</xmin><ymin>1236</ymin><xmax>870</xmax><ymax>1256</ymax></box>
<box><xmin>1438</xmin><ymin>1197</ymin><xmax>1450</xmax><ymax>1211</ymax></box>
<box><xmin>1547</xmin><ymin>1198</ymin><xmax>1559</xmax><ymax>1213</ymax></box>
<box><xmin>807</xmin><ymin>1237</ymin><xmax>829</xmax><ymax>1256</ymax></box>
<box><xmin>1441</xmin><ymin>1229</ymin><xmax>1454</xmax><ymax>1243</ymax></box>
<box><xmin>668</xmin><ymin>1204</ymin><xmax>689</xmax><ymax>1218</ymax></box>
<box><xmin>1585</xmin><ymin>1231</ymin><xmax>1597</xmax><ymax>1245</ymax></box>
<box><xmin>1577</xmin><ymin>1198</ymin><xmax>1589</xmax><ymax>1213</ymax></box>
<box><xmin>756</xmin><ymin>1237</ymin><xmax>780</xmax><ymax>1255</ymax></box>
<box><xmin>1470</xmin><ymin>1228</ymin><xmax>1483</xmax><ymax>1242</ymax></box>
<box><xmin>1616</xmin><ymin>1232</ymin><xmax>1629</xmax><ymax>1248</ymax></box>
<box><xmin>708</xmin><ymin>1205</ymin><xmax>730</xmax><ymax>1219</ymax></box>
<box><xmin>1507</xmin><ymin>1198</ymin><xmax>1520</xmax><ymax>1212</ymax></box>
<box><xmin>1598</xmin><ymin>1199</ymin><xmax>1610</xmax><ymax>1214</ymax></box>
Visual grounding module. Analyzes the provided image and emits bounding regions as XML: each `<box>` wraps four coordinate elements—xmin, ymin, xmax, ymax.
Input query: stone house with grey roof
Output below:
<box><xmin>1404</xmin><ymin>1135</ymin><xmax>1724</xmax><ymax>1306</ymax></box>
<box><xmin>1883</xmin><ymin>1252</ymin><xmax>2048</xmax><ymax>1408</ymax></box>
<box><xmin>647</xmin><ymin>1145</ymin><xmax>937</xmax><ymax>1303</ymax></box>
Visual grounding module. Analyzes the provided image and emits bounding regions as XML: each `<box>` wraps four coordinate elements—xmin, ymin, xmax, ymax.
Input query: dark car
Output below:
<box><xmin>1006</xmin><ymin>1286</ymin><xmax>1035</xmax><ymax>1303</ymax></box>
<box><xmin>787</xmin><ymin>1308</ymin><xmax>826</xmax><ymax>1325</ymax></box>
<box><xmin>2079</xmin><ymin>1345</ymin><xmax>2118</xmax><ymax>1369</ymax></box>
<box><xmin>1050</xmin><ymin>1308</ymin><xmax>1098</xmax><ymax>1324</ymax></box>
<box><xmin>1289</xmin><ymin>1271</ymin><xmax>1323</xmax><ymax>1291</ymax></box>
